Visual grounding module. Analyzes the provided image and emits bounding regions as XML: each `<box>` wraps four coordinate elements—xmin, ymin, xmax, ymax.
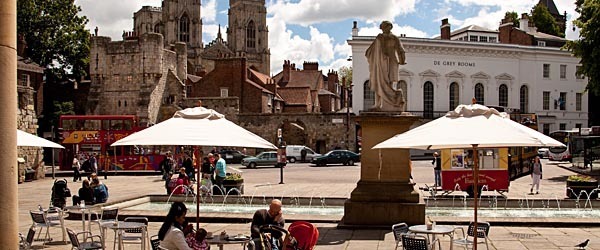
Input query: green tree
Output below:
<box><xmin>17</xmin><ymin>0</ymin><xmax>90</xmax><ymax>80</ymax></box>
<box><xmin>338</xmin><ymin>66</ymin><xmax>353</xmax><ymax>87</ymax></box>
<box><xmin>531</xmin><ymin>3</ymin><xmax>563</xmax><ymax>37</ymax></box>
<box><xmin>565</xmin><ymin>0</ymin><xmax>600</xmax><ymax>95</ymax></box>
<box><xmin>51</xmin><ymin>101</ymin><xmax>75</xmax><ymax>126</ymax></box>
<box><xmin>504</xmin><ymin>11</ymin><xmax>520</xmax><ymax>28</ymax></box>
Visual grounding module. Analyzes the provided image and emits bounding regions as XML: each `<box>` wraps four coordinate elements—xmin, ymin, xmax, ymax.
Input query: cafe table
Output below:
<box><xmin>408</xmin><ymin>224</ymin><xmax>454</xmax><ymax>250</ymax></box>
<box><xmin>206</xmin><ymin>234</ymin><xmax>252</xmax><ymax>250</ymax></box>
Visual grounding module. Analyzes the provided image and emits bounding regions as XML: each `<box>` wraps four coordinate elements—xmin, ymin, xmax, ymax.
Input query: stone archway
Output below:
<box><xmin>279</xmin><ymin>119</ymin><xmax>307</xmax><ymax>146</ymax></box>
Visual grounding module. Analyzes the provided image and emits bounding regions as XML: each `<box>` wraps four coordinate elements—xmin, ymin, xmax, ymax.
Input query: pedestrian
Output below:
<box><xmin>89</xmin><ymin>152</ymin><xmax>98</xmax><ymax>174</ymax></box>
<box><xmin>531</xmin><ymin>156</ymin><xmax>543</xmax><ymax>194</ymax></box>
<box><xmin>214</xmin><ymin>153</ymin><xmax>227</xmax><ymax>192</ymax></box>
<box><xmin>432</xmin><ymin>152</ymin><xmax>442</xmax><ymax>187</ymax></box>
<box><xmin>182</xmin><ymin>152</ymin><xmax>194</xmax><ymax>181</ymax></box>
<box><xmin>72</xmin><ymin>156</ymin><xmax>81</xmax><ymax>182</ymax></box>
<box><xmin>161</xmin><ymin>152</ymin><xmax>175</xmax><ymax>180</ymax></box>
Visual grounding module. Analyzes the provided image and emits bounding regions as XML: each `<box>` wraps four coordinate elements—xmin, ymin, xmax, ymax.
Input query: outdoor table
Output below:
<box><xmin>409</xmin><ymin>224</ymin><xmax>454</xmax><ymax>250</ymax></box>
<box><xmin>206</xmin><ymin>234</ymin><xmax>251</xmax><ymax>250</ymax></box>
<box><xmin>64</xmin><ymin>205</ymin><xmax>92</xmax><ymax>233</ymax></box>
<box><xmin>102</xmin><ymin>221</ymin><xmax>147</xmax><ymax>250</ymax></box>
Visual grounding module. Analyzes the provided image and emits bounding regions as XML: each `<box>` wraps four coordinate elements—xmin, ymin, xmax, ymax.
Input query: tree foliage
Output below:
<box><xmin>531</xmin><ymin>4</ymin><xmax>564</xmax><ymax>37</ymax></box>
<box><xmin>565</xmin><ymin>0</ymin><xmax>600</xmax><ymax>95</ymax></box>
<box><xmin>51</xmin><ymin>101</ymin><xmax>75</xmax><ymax>126</ymax></box>
<box><xmin>504</xmin><ymin>11</ymin><xmax>520</xmax><ymax>28</ymax></box>
<box><xmin>17</xmin><ymin>0</ymin><xmax>90</xmax><ymax>80</ymax></box>
<box><xmin>338</xmin><ymin>66</ymin><xmax>353</xmax><ymax>87</ymax></box>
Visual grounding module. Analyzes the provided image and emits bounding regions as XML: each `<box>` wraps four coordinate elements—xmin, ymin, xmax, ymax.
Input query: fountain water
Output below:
<box><xmin>166</xmin><ymin>185</ymin><xmax>197</xmax><ymax>204</ymax></box>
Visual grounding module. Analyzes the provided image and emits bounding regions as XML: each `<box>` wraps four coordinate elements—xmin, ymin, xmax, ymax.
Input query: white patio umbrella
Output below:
<box><xmin>17</xmin><ymin>129</ymin><xmax>64</xmax><ymax>148</ymax></box>
<box><xmin>111</xmin><ymin>106</ymin><xmax>277</xmax><ymax>228</ymax></box>
<box><xmin>373</xmin><ymin>104</ymin><xmax>565</xmax><ymax>249</ymax></box>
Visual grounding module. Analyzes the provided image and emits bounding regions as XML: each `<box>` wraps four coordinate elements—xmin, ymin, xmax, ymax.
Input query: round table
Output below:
<box><xmin>102</xmin><ymin>222</ymin><xmax>147</xmax><ymax>250</ymax></box>
<box><xmin>409</xmin><ymin>225</ymin><xmax>454</xmax><ymax>250</ymax></box>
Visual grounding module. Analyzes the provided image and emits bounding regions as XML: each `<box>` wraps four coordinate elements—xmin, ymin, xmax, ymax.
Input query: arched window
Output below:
<box><xmin>154</xmin><ymin>23</ymin><xmax>161</xmax><ymax>33</ymax></box>
<box><xmin>118</xmin><ymin>100</ymin><xmax>121</xmax><ymax>107</ymax></box>
<box><xmin>499</xmin><ymin>84</ymin><xmax>508</xmax><ymax>107</ymax></box>
<box><xmin>364</xmin><ymin>80</ymin><xmax>374</xmax><ymax>109</ymax></box>
<box><xmin>520</xmin><ymin>85</ymin><xmax>529</xmax><ymax>113</ymax></box>
<box><xmin>423</xmin><ymin>81</ymin><xmax>434</xmax><ymax>119</ymax></box>
<box><xmin>449</xmin><ymin>82</ymin><xmax>459</xmax><ymax>110</ymax></box>
<box><xmin>246</xmin><ymin>20</ymin><xmax>256</xmax><ymax>49</ymax></box>
<box><xmin>474</xmin><ymin>83</ymin><xmax>484</xmax><ymax>105</ymax></box>
<box><xmin>179</xmin><ymin>14</ymin><xmax>189</xmax><ymax>42</ymax></box>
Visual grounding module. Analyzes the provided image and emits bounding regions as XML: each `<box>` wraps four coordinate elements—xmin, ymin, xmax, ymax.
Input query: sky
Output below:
<box><xmin>75</xmin><ymin>0</ymin><xmax>581</xmax><ymax>74</ymax></box>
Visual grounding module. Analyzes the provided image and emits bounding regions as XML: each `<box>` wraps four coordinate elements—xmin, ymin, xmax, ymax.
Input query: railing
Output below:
<box><xmin>405</xmin><ymin>110</ymin><xmax>448</xmax><ymax>120</ymax></box>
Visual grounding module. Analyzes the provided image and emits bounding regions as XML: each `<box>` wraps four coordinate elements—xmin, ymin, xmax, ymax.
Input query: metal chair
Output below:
<box><xmin>67</xmin><ymin>228</ymin><xmax>103</xmax><ymax>250</ymax></box>
<box><xmin>392</xmin><ymin>222</ymin><xmax>409</xmax><ymax>250</ymax></box>
<box><xmin>452</xmin><ymin>221</ymin><xmax>491</xmax><ymax>250</ymax></box>
<box><xmin>401</xmin><ymin>234</ymin><xmax>440</xmax><ymax>250</ymax></box>
<box><xmin>119</xmin><ymin>217</ymin><xmax>149</xmax><ymax>249</ymax></box>
<box><xmin>150</xmin><ymin>235</ymin><xmax>169</xmax><ymax>250</ymax></box>
<box><xmin>30</xmin><ymin>210</ymin><xmax>63</xmax><ymax>243</ymax></box>
<box><xmin>19</xmin><ymin>227</ymin><xmax>36</xmax><ymax>250</ymax></box>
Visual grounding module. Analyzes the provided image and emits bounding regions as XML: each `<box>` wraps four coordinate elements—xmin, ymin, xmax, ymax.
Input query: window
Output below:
<box><xmin>220</xmin><ymin>88</ymin><xmax>229</xmax><ymax>97</ymax></box>
<box><xmin>489</xmin><ymin>37</ymin><xmax>497</xmax><ymax>43</ymax></box>
<box><xmin>543</xmin><ymin>64</ymin><xmax>550</xmax><ymax>78</ymax></box>
<box><xmin>499</xmin><ymin>84</ymin><xmax>508</xmax><ymax>107</ymax></box>
<box><xmin>576</xmin><ymin>123</ymin><xmax>582</xmax><ymax>129</ymax></box>
<box><xmin>543</xmin><ymin>124</ymin><xmax>550</xmax><ymax>135</ymax></box>
<box><xmin>518</xmin><ymin>85</ymin><xmax>528</xmax><ymax>113</ymax></box>
<box><xmin>364</xmin><ymin>80</ymin><xmax>374</xmax><ymax>109</ymax></box>
<box><xmin>19</xmin><ymin>74</ymin><xmax>30</xmax><ymax>87</ymax></box>
<box><xmin>127</xmin><ymin>75</ymin><xmax>133</xmax><ymax>83</ymax></box>
<box><xmin>179</xmin><ymin>14</ymin><xmax>189</xmax><ymax>42</ymax></box>
<box><xmin>576</xmin><ymin>93</ymin><xmax>582</xmax><ymax>111</ymax></box>
<box><xmin>246</xmin><ymin>20</ymin><xmax>256</xmax><ymax>49</ymax></box>
<box><xmin>559</xmin><ymin>92</ymin><xmax>566</xmax><ymax>110</ymax></box>
<box><xmin>449</xmin><ymin>82</ymin><xmax>459</xmax><ymax>110</ymax></box>
<box><xmin>560</xmin><ymin>65</ymin><xmax>567</xmax><ymax>79</ymax></box>
<box><xmin>479</xmin><ymin>36</ymin><xmax>488</xmax><ymax>42</ymax></box>
<box><xmin>474</xmin><ymin>83</ymin><xmax>484</xmax><ymax>105</ymax></box>
<box><xmin>543</xmin><ymin>91</ymin><xmax>550</xmax><ymax>110</ymax></box>
<box><xmin>423</xmin><ymin>81</ymin><xmax>434</xmax><ymax>119</ymax></box>
<box><xmin>267</xmin><ymin>94</ymin><xmax>272</xmax><ymax>106</ymax></box>
<box><xmin>559</xmin><ymin>123</ymin><xmax>566</xmax><ymax>130</ymax></box>
<box><xmin>538</xmin><ymin>41</ymin><xmax>546</xmax><ymax>47</ymax></box>
<box><xmin>576</xmin><ymin>66</ymin><xmax>584</xmax><ymax>79</ymax></box>
<box><xmin>331</xmin><ymin>99</ymin><xmax>335</xmax><ymax>112</ymax></box>
<box><xmin>469</xmin><ymin>35</ymin><xmax>477</xmax><ymax>42</ymax></box>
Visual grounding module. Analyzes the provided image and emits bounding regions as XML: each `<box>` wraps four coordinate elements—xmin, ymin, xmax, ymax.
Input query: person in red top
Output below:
<box><xmin>173</xmin><ymin>168</ymin><xmax>191</xmax><ymax>195</ymax></box>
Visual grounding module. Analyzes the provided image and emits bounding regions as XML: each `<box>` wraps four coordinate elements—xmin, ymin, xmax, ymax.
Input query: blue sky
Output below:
<box><xmin>76</xmin><ymin>0</ymin><xmax>581</xmax><ymax>74</ymax></box>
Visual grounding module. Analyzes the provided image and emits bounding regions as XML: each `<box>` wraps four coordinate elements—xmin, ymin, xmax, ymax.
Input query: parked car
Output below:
<box><xmin>312</xmin><ymin>150</ymin><xmax>360</xmax><ymax>166</ymax></box>
<box><xmin>241</xmin><ymin>151</ymin><xmax>279</xmax><ymax>168</ymax></box>
<box><xmin>285</xmin><ymin>145</ymin><xmax>321</xmax><ymax>163</ymax></box>
<box><xmin>537</xmin><ymin>148</ymin><xmax>549</xmax><ymax>158</ymax></box>
<box><xmin>219</xmin><ymin>150</ymin><xmax>249</xmax><ymax>164</ymax></box>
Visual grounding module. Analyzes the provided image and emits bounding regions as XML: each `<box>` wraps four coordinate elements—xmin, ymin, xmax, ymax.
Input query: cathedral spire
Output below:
<box><xmin>217</xmin><ymin>24</ymin><xmax>222</xmax><ymax>40</ymax></box>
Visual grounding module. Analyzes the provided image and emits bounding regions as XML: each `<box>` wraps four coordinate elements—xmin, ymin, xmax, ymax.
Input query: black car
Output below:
<box><xmin>312</xmin><ymin>150</ymin><xmax>360</xmax><ymax>166</ymax></box>
<box><xmin>219</xmin><ymin>150</ymin><xmax>249</xmax><ymax>164</ymax></box>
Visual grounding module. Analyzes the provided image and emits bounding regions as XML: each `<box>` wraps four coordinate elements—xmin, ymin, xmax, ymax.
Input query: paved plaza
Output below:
<box><xmin>17</xmin><ymin>159</ymin><xmax>600</xmax><ymax>249</ymax></box>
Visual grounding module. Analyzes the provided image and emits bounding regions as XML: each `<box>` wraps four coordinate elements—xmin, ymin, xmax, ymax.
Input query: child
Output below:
<box><xmin>184</xmin><ymin>225</ymin><xmax>210</xmax><ymax>250</ymax></box>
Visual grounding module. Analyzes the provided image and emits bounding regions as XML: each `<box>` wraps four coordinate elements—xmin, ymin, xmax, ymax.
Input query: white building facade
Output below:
<box><xmin>350</xmin><ymin>36</ymin><xmax>589</xmax><ymax>134</ymax></box>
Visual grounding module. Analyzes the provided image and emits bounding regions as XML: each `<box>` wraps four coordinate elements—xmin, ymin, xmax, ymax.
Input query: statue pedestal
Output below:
<box><xmin>340</xmin><ymin>112</ymin><xmax>425</xmax><ymax>227</ymax></box>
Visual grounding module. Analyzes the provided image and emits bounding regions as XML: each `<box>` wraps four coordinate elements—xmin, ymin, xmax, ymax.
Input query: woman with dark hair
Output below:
<box><xmin>159</xmin><ymin>202</ymin><xmax>192</xmax><ymax>250</ymax></box>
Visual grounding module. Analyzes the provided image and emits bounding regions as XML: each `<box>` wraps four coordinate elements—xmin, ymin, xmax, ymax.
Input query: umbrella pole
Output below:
<box><xmin>195</xmin><ymin>146</ymin><xmax>202</xmax><ymax>229</ymax></box>
<box><xmin>472</xmin><ymin>145</ymin><xmax>479</xmax><ymax>250</ymax></box>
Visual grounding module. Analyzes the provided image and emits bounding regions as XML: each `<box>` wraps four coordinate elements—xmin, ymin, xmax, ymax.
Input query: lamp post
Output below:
<box><xmin>277</xmin><ymin>128</ymin><xmax>286</xmax><ymax>184</ymax></box>
<box><xmin>343</xmin><ymin>78</ymin><xmax>353</xmax><ymax>150</ymax></box>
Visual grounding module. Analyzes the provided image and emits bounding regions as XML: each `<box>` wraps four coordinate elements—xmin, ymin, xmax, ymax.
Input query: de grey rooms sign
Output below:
<box><xmin>433</xmin><ymin>60</ymin><xmax>476</xmax><ymax>67</ymax></box>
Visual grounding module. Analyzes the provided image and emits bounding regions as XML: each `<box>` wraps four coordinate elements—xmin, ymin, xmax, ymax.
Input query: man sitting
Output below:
<box><xmin>250</xmin><ymin>199</ymin><xmax>285</xmax><ymax>250</ymax></box>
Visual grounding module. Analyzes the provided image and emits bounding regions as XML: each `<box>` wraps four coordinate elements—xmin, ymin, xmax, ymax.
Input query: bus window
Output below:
<box><xmin>102</xmin><ymin>120</ymin><xmax>110</xmax><ymax>130</ymax></box>
<box><xmin>123</xmin><ymin>120</ymin><xmax>133</xmax><ymax>130</ymax></box>
<box><xmin>84</xmin><ymin>120</ymin><xmax>101</xmax><ymax>130</ymax></box>
<box><xmin>111</xmin><ymin>120</ymin><xmax>124</xmax><ymax>130</ymax></box>
<box><xmin>62</xmin><ymin>119</ymin><xmax>77</xmax><ymax>130</ymax></box>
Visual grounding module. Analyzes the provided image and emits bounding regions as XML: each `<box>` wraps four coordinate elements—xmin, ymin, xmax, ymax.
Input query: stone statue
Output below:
<box><xmin>366</xmin><ymin>21</ymin><xmax>406</xmax><ymax>111</ymax></box>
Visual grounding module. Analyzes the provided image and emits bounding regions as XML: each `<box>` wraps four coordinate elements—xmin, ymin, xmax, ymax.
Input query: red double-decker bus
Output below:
<box><xmin>59</xmin><ymin>115</ymin><xmax>164</xmax><ymax>171</ymax></box>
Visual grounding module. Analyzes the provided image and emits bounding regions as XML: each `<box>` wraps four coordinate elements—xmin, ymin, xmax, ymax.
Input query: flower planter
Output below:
<box><xmin>214</xmin><ymin>179</ymin><xmax>244</xmax><ymax>195</ymax></box>
<box><xmin>566</xmin><ymin>180</ymin><xmax>599</xmax><ymax>199</ymax></box>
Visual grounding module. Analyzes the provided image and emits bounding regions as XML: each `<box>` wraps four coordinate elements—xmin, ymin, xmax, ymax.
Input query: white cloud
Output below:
<box><xmin>267</xmin><ymin>0</ymin><xmax>418</xmax><ymax>26</ymax></box>
<box><xmin>201</xmin><ymin>0</ymin><xmax>218</xmax><ymax>23</ymax></box>
<box><xmin>359</xmin><ymin>22</ymin><xmax>428</xmax><ymax>38</ymax></box>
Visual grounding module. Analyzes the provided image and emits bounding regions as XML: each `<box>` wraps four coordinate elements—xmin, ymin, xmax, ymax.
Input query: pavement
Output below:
<box><xmin>18</xmin><ymin>159</ymin><xmax>600</xmax><ymax>249</ymax></box>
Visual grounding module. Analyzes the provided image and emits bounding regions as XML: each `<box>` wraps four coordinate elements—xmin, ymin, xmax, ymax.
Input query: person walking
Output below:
<box><xmin>432</xmin><ymin>152</ymin><xmax>442</xmax><ymax>187</ymax></box>
<box><xmin>89</xmin><ymin>152</ymin><xmax>98</xmax><ymax>174</ymax></box>
<box><xmin>72</xmin><ymin>156</ymin><xmax>81</xmax><ymax>182</ymax></box>
<box><xmin>214</xmin><ymin>153</ymin><xmax>227</xmax><ymax>193</ymax></box>
<box><xmin>531</xmin><ymin>156</ymin><xmax>543</xmax><ymax>194</ymax></box>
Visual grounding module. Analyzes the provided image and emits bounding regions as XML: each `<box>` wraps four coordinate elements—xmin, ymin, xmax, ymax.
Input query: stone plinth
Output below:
<box><xmin>341</xmin><ymin>112</ymin><xmax>425</xmax><ymax>227</ymax></box>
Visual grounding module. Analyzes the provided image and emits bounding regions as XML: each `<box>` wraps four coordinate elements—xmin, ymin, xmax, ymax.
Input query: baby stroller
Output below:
<box><xmin>287</xmin><ymin>221</ymin><xmax>319</xmax><ymax>250</ymax></box>
<box><xmin>254</xmin><ymin>225</ymin><xmax>297</xmax><ymax>250</ymax></box>
<box><xmin>51</xmin><ymin>179</ymin><xmax>71</xmax><ymax>209</ymax></box>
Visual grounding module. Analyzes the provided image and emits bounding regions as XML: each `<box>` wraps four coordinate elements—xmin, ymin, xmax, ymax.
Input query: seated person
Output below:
<box><xmin>250</xmin><ymin>199</ymin><xmax>285</xmax><ymax>250</ymax></box>
<box><xmin>90</xmin><ymin>174</ymin><xmax>109</xmax><ymax>203</ymax></box>
<box><xmin>72</xmin><ymin>180</ymin><xmax>95</xmax><ymax>206</ymax></box>
<box><xmin>183</xmin><ymin>224</ymin><xmax>210</xmax><ymax>250</ymax></box>
<box><xmin>173</xmin><ymin>172</ymin><xmax>191</xmax><ymax>195</ymax></box>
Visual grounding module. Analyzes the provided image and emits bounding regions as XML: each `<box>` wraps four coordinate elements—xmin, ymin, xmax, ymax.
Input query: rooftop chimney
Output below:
<box><xmin>281</xmin><ymin>60</ymin><xmax>290</xmax><ymax>86</ymax></box>
<box><xmin>352</xmin><ymin>21</ymin><xmax>358</xmax><ymax>36</ymax></box>
<box><xmin>440</xmin><ymin>18</ymin><xmax>451</xmax><ymax>40</ymax></box>
<box><xmin>519</xmin><ymin>13</ymin><xmax>529</xmax><ymax>32</ymax></box>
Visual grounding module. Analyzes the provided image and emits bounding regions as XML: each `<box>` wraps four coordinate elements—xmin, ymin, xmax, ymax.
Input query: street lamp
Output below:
<box><xmin>343</xmin><ymin>77</ymin><xmax>353</xmax><ymax>150</ymax></box>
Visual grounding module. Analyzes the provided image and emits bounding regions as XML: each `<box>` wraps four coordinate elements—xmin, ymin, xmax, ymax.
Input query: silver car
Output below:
<box><xmin>241</xmin><ymin>151</ymin><xmax>278</xmax><ymax>168</ymax></box>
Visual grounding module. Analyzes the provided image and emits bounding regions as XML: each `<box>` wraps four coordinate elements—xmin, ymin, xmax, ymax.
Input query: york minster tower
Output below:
<box><xmin>227</xmin><ymin>0</ymin><xmax>270</xmax><ymax>75</ymax></box>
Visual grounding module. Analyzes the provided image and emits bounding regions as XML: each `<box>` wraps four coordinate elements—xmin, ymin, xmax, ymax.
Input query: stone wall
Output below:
<box><xmin>17</xmin><ymin>86</ymin><xmax>44</xmax><ymax>182</ymax></box>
